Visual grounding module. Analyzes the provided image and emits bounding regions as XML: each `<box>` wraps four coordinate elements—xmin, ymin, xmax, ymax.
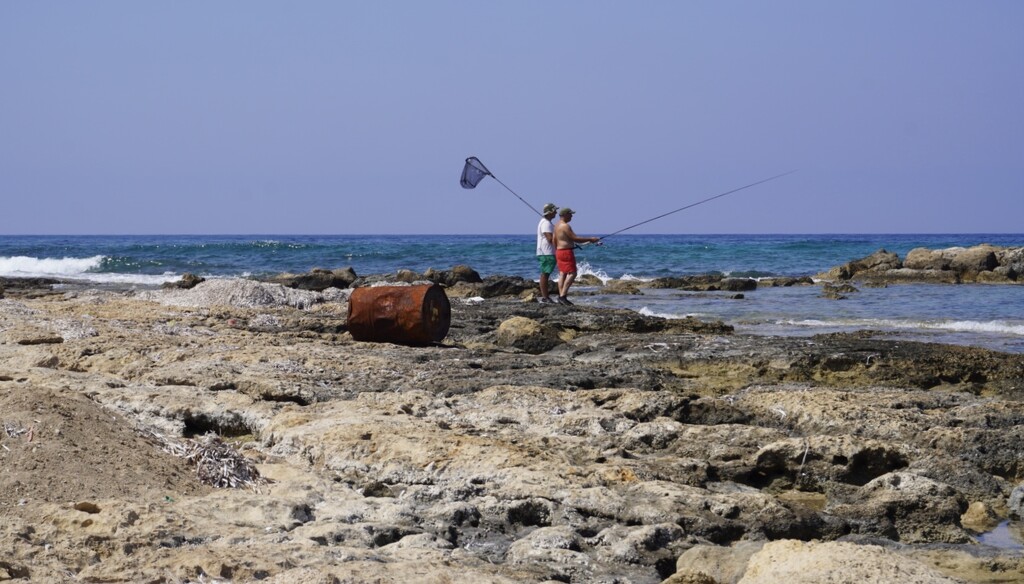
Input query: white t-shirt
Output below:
<box><xmin>536</xmin><ymin>217</ymin><xmax>555</xmax><ymax>256</ymax></box>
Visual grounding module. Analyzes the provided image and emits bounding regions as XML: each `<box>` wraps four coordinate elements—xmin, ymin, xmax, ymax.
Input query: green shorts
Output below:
<box><xmin>537</xmin><ymin>255</ymin><xmax>556</xmax><ymax>275</ymax></box>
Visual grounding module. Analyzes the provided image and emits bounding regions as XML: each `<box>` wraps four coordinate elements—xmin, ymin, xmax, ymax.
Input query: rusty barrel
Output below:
<box><xmin>347</xmin><ymin>284</ymin><xmax>451</xmax><ymax>345</ymax></box>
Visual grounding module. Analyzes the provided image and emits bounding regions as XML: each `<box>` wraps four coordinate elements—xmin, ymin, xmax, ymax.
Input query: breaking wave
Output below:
<box><xmin>0</xmin><ymin>255</ymin><xmax>177</xmax><ymax>285</ymax></box>
<box><xmin>784</xmin><ymin>318</ymin><xmax>1024</xmax><ymax>337</ymax></box>
<box><xmin>0</xmin><ymin>255</ymin><xmax>106</xmax><ymax>277</ymax></box>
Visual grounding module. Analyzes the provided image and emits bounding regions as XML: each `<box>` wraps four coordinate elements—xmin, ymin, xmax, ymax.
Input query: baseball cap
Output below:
<box><xmin>542</xmin><ymin>203</ymin><xmax>558</xmax><ymax>214</ymax></box>
<box><xmin>559</xmin><ymin>207</ymin><xmax>575</xmax><ymax>217</ymax></box>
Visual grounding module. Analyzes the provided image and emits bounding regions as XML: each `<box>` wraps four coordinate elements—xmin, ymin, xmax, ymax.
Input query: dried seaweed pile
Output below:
<box><xmin>2</xmin><ymin>421</ymin><xmax>32</xmax><ymax>442</ymax></box>
<box><xmin>3</xmin><ymin>418</ymin><xmax>29</xmax><ymax>436</ymax></box>
<box><xmin>149</xmin><ymin>431</ymin><xmax>266</xmax><ymax>491</ymax></box>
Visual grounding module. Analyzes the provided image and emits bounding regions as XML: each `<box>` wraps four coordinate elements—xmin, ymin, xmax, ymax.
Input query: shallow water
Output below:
<box><xmin>581</xmin><ymin>283</ymin><xmax>1024</xmax><ymax>354</ymax></box>
<box><xmin>976</xmin><ymin>521</ymin><xmax>1024</xmax><ymax>550</ymax></box>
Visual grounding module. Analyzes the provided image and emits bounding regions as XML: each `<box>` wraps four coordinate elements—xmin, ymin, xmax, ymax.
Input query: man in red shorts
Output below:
<box><xmin>554</xmin><ymin>207</ymin><xmax>600</xmax><ymax>305</ymax></box>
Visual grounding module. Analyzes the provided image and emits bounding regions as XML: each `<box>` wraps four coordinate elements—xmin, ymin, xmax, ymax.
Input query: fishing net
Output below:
<box><xmin>460</xmin><ymin>156</ymin><xmax>491</xmax><ymax>189</ymax></box>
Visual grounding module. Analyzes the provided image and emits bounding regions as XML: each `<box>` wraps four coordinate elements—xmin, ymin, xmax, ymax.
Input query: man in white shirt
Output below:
<box><xmin>536</xmin><ymin>203</ymin><xmax>559</xmax><ymax>303</ymax></box>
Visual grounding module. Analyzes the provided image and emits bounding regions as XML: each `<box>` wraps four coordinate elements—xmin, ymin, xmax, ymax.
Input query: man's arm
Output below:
<box><xmin>566</xmin><ymin>226</ymin><xmax>598</xmax><ymax>244</ymax></box>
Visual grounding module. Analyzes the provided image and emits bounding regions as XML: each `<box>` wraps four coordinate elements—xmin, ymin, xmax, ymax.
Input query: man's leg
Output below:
<box><xmin>560</xmin><ymin>272</ymin><xmax>576</xmax><ymax>297</ymax></box>
<box><xmin>539</xmin><ymin>272</ymin><xmax>550</xmax><ymax>299</ymax></box>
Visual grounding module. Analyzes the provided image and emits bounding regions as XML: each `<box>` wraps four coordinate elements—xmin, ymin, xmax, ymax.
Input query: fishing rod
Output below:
<box><xmin>460</xmin><ymin>156</ymin><xmax>542</xmax><ymax>217</ymax></box>
<box><xmin>598</xmin><ymin>170</ymin><xmax>798</xmax><ymax>241</ymax></box>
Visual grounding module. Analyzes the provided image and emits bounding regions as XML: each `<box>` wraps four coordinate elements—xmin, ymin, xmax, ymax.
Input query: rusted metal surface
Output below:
<box><xmin>347</xmin><ymin>284</ymin><xmax>451</xmax><ymax>345</ymax></box>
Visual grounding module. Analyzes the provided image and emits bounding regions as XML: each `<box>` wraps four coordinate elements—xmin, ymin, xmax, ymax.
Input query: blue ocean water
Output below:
<box><xmin>2</xmin><ymin>234</ymin><xmax>1023</xmax><ymax>352</ymax></box>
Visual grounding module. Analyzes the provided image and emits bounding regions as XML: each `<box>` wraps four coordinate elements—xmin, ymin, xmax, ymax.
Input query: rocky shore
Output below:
<box><xmin>815</xmin><ymin>244</ymin><xmax>1024</xmax><ymax>285</ymax></box>
<box><xmin>2</xmin><ymin>251</ymin><xmax>1024</xmax><ymax>583</ymax></box>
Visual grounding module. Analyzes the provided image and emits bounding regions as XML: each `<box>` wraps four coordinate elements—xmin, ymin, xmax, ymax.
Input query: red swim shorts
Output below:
<box><xmin>556</xmin><ymin>248</ymin><xmax>577</xmax><ymax>274</ymax></box>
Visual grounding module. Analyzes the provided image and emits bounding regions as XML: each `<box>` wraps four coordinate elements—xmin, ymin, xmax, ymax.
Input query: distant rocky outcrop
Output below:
<box><xmin>820</xmin><ymin>282</ymin><xmax>859</xmax><ymax>300</ymax></box>
<box><xmin>162</xmin><ymin>272</ymin><xmax>206</xmax><ymax>289</ymax></box>
<box><xmin>648</xmin><ymin>275</ymin><xmax>759</xmax><ymax>292</ymax></box>
<box><xmin>817</xmin><ymin>245</ymin><xmax>1023</xmax><ymax>284</ymax></box>
<box><xmin>816</xmin><ymin>249</ymin><xmax>902</xmax><ymax>281</ymax></box>
<box><xmin>760</xmin><ymin>276</ymin><xmax>816</xmax><ymax>287</ymax></box>
<box><xmin>269</xmin><ymin>267</ymin><xmax>358</xmax><ymax>291</ymax></box>
<box><xmin>423</xmin><ymin>264</ymin><xmax>483</xmax><ymax>287</ymax></box>
<box><xmin>446</xmin><ymin>275</ymin><xmax>536</xmax><ymax>299</ymax></box>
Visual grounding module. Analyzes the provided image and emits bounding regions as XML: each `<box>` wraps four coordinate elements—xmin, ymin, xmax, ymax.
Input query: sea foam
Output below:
<box><xmin>0</xmin><ymin>255</ymin><xmax>177</xmax><ymax>285</ymax></box>
<box><xmin>638</xmin><ymin>306</ymin><xmax>705</xmax><ymax>320</ymax></box>
<box><xmin>785</xmin><ymin>318</ymin><xmax>1024</xmax><ymax>337</ymax></box>
<box><xmin>0</xmin><ymin>255</ymin><xmax>106</xmax><ymax>278</ymax></box>
<box><xmin>576</xmin><ymin>261</ymin><xmax>611</xmax><ymax>284</ymax></box>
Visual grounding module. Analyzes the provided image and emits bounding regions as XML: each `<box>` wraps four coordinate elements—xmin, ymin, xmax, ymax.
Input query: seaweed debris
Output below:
<box><xmin>148</xmin><ymin>430</ymin><xmax>266</xmax><ymax>491</ymax></box>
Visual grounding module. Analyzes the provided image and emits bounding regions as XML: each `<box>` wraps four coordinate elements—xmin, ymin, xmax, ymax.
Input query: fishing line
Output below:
<box><xmin>598</xmin><ymin>170</ymin><xmax>798</xmax><ymax>241</ymax></box>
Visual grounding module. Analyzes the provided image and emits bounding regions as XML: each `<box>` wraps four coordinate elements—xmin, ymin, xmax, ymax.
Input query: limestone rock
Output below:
<box><xmin>904</xmin><ymin>247</ymin><xmax>955</xmax><ymax>271</ymax></box>
<box><xmin>997</xmin><ymin>247</ymin><xmax>1024</xmax><ymax>275</ymax></box>
<box><xmin>443</xmin><ymin>275</ymin><xmax>534</xmax><ymax>299</ymax></box>
<box><xmin>821</xmin><ymin>282</ymin><xmax>858</xmax><ymax>299</ymax></box>
<box><xmin>735</xmin><ymin>540</ymin><xmax>962</xmax><ymax>584</ymax></box>
<box><xmin>817</xmin><ymin>248</ymin><xmax>902</xmax><ymax>281</ymax></box>
<box><xmin>162</xmin><ymin>272</ymin><xmax>206</xmax><ymax>289</ymax></box>
<box><xmin>138</xmin><ymin>278</ymin><xmax>328</xmax><ymax>309</ymax></box>
<box><xmin>822</xmin><ymin>245</ymin><xmax>1023</xmax><ymax>284</ymax></box>
<box><xmin>960</xmin><ymin>500</ymin><xmax>1001</xmax><ymax>532</ymax></box>
<box><xmin>949</xmin><ymin>244</ymin><xmax>1000</xmax><ymax>276</ymax></box>
<box><xmin>480</xmin><ymin>275</ymin><xmax>535</xmax><ymax>298</ymax></box>
<box><xmin>495</xmin><ymin>316</ymin><xmax>564</xmax><ymax>354</ymax></box>
<box><xmin>394</xmin><ymin>268</ymin><xmax>421</xmax><ymax>283</ymax></box>
<box><xmin>759</xmin><ymin>276</ymin><xmax>815</xmax><ymax>287</ymax></box>
<box><xmin>720</xmin><ymin>278</ymin><xmax>757</xmax><ymax>292</ymax></box>
<box><xmin>423</xmin><ymin>264</ymin><xmax>483</xmax><ymax>287</ymax></box>
<box><xmin>269</xmin><ymin>267</ymin><xmax>357</xmax><ymax>291</ymax></box>
<box><xmin>827</xmin><ymin>471</ymin><xmax>969</xmax><ymax>543</ymax></box>
<box><xmin>647</xmin><ymin>274</ymin><xmax>750</xmax><ymax>291</ymax></box>
<box><xmin>601</xmin><ymin>279</ymin><xmax>642</xmax><ymax>295</ymax></box>
<box><xmin>674</xmin><ymin>541</ymin><xmax>764</xmax><ymax>584</ymax></box>
<box><xmin>1009</xmin><ymin>484</ymin><xmax>1024</xmax><ymax>520</ymax></box>
<box><xmin>2</xmin><ymin>279</ymin><xmax>1024</xmax><ymax>583</ymax></box>
<box><xmin>598</xmin><ymin>522</ymin><xmax>687</xmax><ymax>568</ymax></box>
<box><xmin>977</xmin><ymin>267</ymin><xmax>1016</xmax><ymax>283</ymax></box>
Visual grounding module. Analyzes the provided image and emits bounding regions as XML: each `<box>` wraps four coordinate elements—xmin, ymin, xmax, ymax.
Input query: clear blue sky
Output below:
<box><xmin>2</xmin><ymin>1</ymin><xmax>1021</xmax><ymax>235</ymax></box>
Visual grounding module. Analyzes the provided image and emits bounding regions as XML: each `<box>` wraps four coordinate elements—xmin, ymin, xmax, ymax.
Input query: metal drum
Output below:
<box><xmin>346</xmin><ymin>284</ymin><xmax>451</xmax><ymax>345</ymax></box>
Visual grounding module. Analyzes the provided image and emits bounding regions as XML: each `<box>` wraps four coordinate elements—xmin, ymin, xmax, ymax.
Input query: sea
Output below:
<box><xmin>2</xmin><ymin>233</ymin><xmax>1023</xmax><ymax>353</ymax></box>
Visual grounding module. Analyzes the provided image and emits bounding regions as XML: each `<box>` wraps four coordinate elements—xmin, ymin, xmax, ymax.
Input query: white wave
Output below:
<box><xmin>638</xmin><ymin>306</ymin><xmax>705</xmax><ymax>320</ymax></box>
<box><xmin>576</xmin><ymin>261</ymin><xmax>611</xmax><ymax>284</ymax></box>
<box><xmin>0</xmin><ymin>255</ymin><xmax>180</xmax><ymax>285</ymax></box>
<box><xmin>0</xmin><ymin>255</ymin><xmax>105</xmax><ymax>277</ymax></box>
<box><xmin>913</xmin><ymin>319</ymin><xmax>1024</xmax><ymax>336</ymax></box>
<box><xmin>783</xmin><ymin>318</ymin><xmax>1024</xmax><ymax>337</ymax></box>
<box><xmin>618</xmin><ymin>273</ymin><xmax>655</xmax><ymax>282</ymax></box>
<box><xmin>61</xmin><ymin>272</ymin><xmax>182</xmax><ymax>286</ymax></box>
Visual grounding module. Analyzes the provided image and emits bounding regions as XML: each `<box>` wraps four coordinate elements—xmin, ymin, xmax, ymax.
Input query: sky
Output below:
<box><xmin>1</xmin><ymin>1</ymin><xmax>1022</xmax><ymax>235</ymax></box>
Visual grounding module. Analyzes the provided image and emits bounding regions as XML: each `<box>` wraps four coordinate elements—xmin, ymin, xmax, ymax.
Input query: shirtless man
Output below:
<box><xmin>553</xmin><ymin>207</ymin><xmax>600</xmax><ymax>305</ymax></box>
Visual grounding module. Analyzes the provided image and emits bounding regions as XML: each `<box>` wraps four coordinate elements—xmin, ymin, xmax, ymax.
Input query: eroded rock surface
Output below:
<box><xmin>1</xmin><ymin>279</ymin><xmax>1023</xmax><ymax>583</ymax></box>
